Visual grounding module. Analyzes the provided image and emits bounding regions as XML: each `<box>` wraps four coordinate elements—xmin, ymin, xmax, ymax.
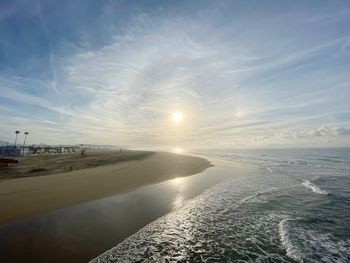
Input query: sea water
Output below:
<box><xmin>92</xmin><ymin>148</ymin><xmax>350</xmax><ymax>263</ymax></box>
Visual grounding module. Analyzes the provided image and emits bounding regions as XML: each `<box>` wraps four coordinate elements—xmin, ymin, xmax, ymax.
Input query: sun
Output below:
<box><xmin>171</xmin><ymin>111</ymin><xmax>183</xmax><ymax>124</ymax></box>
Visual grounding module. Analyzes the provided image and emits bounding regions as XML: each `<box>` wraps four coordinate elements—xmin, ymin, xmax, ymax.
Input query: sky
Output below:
<box><xmin>0</xmin><ymin>0</ymin><xmax>350</xmax><ymax>149</ymax></box>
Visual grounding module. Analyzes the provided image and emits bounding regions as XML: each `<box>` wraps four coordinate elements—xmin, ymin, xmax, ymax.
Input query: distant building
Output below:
<box><xmin>21</xmin><ymin>147</ymin><xmax>31</xmax><ymax>157</ymax></box>
<box><xmin>0</xmin><ymin>146</ymin><xmax>21</xmax><ymax>157</ymax></box>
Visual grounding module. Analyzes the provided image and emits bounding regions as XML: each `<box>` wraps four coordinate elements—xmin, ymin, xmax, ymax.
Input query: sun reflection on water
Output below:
<box><xmin>172</xmin><ymin>177</ymin><xmax>183</xmax><ymax>185</ymax></box>
<box><xmin>172</xmin><ymin>193</ymin><xmax>185</xmax><ymax>210</ymax></box>
<box><xmin>170</xmin><ymin>177</ymin><xmax>186</xmax><ymax>210</ymax></box>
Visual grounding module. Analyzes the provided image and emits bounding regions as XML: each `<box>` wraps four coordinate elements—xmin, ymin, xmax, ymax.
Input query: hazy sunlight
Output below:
<box><xmin>171</xmin><ymin>111</ymin><xmax>183</xmax><ymax>125</ymax></box>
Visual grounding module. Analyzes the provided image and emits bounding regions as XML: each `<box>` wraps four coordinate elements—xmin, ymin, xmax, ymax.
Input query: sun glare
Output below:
<box><xmin>171</xmin><ymin>111</ymin><xmax>183</xmax><ymax>124</ymax></box>
<box><xmin>235</xmin><ymin>111</ymin><xmax>245</xmax><ymax>118</ymax></box>
<box><xmin>173</xmin><ymin>148</ymin><xmax>184</xmax><ymax>154</ymax></box>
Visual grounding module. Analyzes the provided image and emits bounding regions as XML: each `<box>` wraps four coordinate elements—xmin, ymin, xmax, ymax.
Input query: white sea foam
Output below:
<box><xmin>91</xmin><ymin>177</ymin><xmax>293</xmax><ymax>262</ymax></box>
<box><xmin>302</xmin><ymin>180</ymin><xmax>328</xmax><ymax>195</ymax></box>
<box><xmin>91</xmin><ymin>150</ymin><xmax>348</xmax><ymax>263</ymax></box>
<box><xmin>238</xmin><ymin>187</ymin><xmax>278</xmax><ymax>205</ymax></box>
<box><xmin>279</xmin><ymin>218</ymin><xmax>350</xmax><ymax>263</ymax></box>
<box><xmin>278</xmin><ymin>218</ymin><xmax>304</xmax><ymax>263</ymax></box>
<box><xmin>238</xmin><ymin>191</ymin><xmax>264</xmax><ymax>205</ymax></box>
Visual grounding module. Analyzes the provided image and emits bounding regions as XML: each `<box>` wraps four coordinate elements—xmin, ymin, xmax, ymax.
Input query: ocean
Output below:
<box><xmin>92</xmin><ymin>148</ymin><xmax>350</xmax><ymax>263</ymax></box>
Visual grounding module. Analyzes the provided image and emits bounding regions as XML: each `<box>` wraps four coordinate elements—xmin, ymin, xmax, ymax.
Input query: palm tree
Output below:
<box><xmin>14</xmin><ymin>130</ymin><xmax>20</xmax><ymax>157</ymax></box>
<box><xmin>22</xmin><ymin>132</ymin><xmax>29</xmax><ymax>147</ymax></box>
<box><xmin>22</xmin><ymin>132</ymin><xmax>29</xmax><ymax>156</ymax></box>
<box><xmin>14</xmin><ymin>130</ymin><xmax>20</xmax><ymax>146</ymax></box>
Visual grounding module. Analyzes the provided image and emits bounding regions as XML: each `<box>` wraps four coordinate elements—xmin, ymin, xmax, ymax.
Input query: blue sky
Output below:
<box><xmin>0</xmin><ymin>0</ymin><xmax>350</xmax><ymax>149</ymax></box>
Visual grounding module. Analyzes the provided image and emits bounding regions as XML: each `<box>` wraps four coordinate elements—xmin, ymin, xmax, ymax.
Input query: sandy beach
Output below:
<box><xmin>0</xmin><ymin>150</ymin><xmax>153</xmax><ymax>179</ymax></box>
<box><xmin>0</xmin><ymin>151</ymin><xmax>212</xmax><ymax>225</ymax></box>
<box><xmin>0</xmin><ymin>156</ymin><xmax>246</xmax><ymax>263</ymax></box>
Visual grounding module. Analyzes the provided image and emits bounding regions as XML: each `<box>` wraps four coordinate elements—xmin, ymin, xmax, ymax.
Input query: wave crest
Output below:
<box><xmin>302</xmin><ymin>180</ymin><xmax>328</xmax><ymax>195</ymax></box>
<box><xmin>279</xmin><ymin>218</ymin><xmax>350</xmax><ymax>263</ymax></box>
<box><xmin>279</xmin><ymin>218</ymin><xmax>303</xmax><ymax>262</ymax></box>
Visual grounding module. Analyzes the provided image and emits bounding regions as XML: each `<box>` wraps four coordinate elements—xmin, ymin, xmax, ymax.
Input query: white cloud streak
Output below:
<box><xmin>1</xmin><ymin>1</ymin><xmax>350</xmax><ymax>148</ymax></box>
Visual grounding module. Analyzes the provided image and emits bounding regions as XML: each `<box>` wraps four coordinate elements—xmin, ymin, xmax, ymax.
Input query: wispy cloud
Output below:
<box><xmin>0</xmin><ymin>0</ymin><xmax>349</xmax><ymax>148</ymax></box>
<box><xmin>276</xmin><ymin>125</ymin><xmax>350</xmax><ymax>139</ymax></box>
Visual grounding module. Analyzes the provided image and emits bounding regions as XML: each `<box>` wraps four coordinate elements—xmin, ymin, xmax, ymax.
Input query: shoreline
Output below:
<box><xmin>0</xmin><ymin>151</ymin><xmax>212</xmax><ymax>225</ymax></box>
<box><xmin>0</xmin><ymin>155</ymin><xmax>260</xmax><ymax>263</ymax></box>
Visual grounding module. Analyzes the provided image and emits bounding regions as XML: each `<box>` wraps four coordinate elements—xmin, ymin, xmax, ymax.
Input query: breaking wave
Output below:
<box><xmin>279</xmin><ymin>218</ymin><xmax>350</xmax><ymax>263</ymax></box>
<box><xmin>302</xmin><ymin>180</ymin><xmax>328</xmax><ymax>195</ymax></box>
<box><xmin>92</xmin><ymin>148</ymin><xmax>350</xmax><ymax>263</ymax></box>
<box><xmin>279</xmin><ymin>218</ymin><xmax>303</xmax><ymax>262</ymax></box>
<box><xmin>91</xmin><ymin>178</ymin><xmax>292</xmax><ymax>262</ymax></box>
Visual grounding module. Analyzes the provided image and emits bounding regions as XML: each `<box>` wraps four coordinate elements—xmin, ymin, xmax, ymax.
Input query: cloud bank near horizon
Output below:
<box><xmin>0</xmin><ymin>0</ymin><xmax>350</xmax><ymax>148</ymax></box>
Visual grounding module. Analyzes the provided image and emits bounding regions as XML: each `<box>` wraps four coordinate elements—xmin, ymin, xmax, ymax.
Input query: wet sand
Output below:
<box><xmin>0</xmin><ymin>158</ymin><xmax>258</xmax><ymax>263</ymax></box>
<box><xmin>0</xmin><ymin>152</ymin><xmax>212</xmax><ymax>224</ymax></box>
